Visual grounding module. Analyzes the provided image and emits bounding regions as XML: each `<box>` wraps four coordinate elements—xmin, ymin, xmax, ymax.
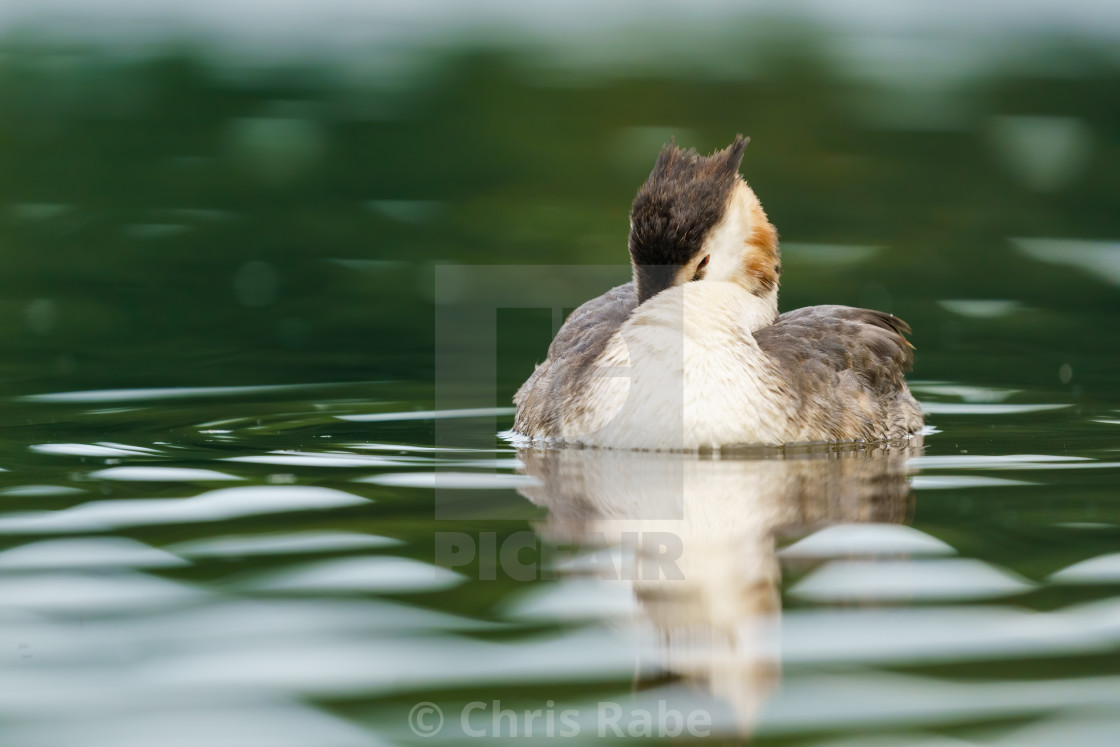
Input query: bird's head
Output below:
<box><xmin>628</xmin><ymin>135</ymin><xmax>779</xmax><ymax>304</ymax></box>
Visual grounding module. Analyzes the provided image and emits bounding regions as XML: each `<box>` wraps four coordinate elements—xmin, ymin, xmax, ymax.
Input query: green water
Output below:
<box><xmin>1</xmin><ymin>29</ymin><xmax>1120</xmax><ymax>746</ymax></box>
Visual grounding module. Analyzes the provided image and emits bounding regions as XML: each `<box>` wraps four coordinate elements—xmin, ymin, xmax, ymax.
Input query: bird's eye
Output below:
<box><xmin>692</xmin><ymin>255</ymin><xmax>710</xmax><ymax>281</ymax></box>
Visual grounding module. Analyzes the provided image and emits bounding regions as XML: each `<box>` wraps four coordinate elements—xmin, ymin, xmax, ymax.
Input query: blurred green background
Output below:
<box><xmin>1</xmin><ymin>5</ymin><xmax>1118</xmax><ymax>405</ymax></box>
<box><xmin>1</xmin><ymin>6</ymin><xmax>1119</xmax><ymax>744</ymax></box>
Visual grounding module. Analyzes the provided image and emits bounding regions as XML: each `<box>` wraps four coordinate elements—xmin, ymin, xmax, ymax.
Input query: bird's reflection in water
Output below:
<box><xmin>517</xmin><ymin>441</ymin><xmax>920</xmax><ymax>736</ymax></box>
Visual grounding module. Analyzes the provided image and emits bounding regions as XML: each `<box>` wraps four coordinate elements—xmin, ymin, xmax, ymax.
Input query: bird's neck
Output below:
<box><xmin>738</xmin><ymin>286</ymin><xmax>780</xmax><ymax>334</ymax></box>
<box><xmin>630</xmin><ymin>281</ymin><xmax>779</xmax><ymax>340</ymax></box>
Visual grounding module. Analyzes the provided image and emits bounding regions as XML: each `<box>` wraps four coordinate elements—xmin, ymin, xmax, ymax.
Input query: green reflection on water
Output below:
<box><xmin>0</xmin><ymin>28</ymin><xmax>1119</xmax><ymax>746</ymax></box>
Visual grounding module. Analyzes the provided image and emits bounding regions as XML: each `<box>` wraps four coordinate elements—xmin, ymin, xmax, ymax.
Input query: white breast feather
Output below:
<box><xmin>559</xmin><ymin>282</ymin><xmax>794</xmax><ymax>449</ymax></box>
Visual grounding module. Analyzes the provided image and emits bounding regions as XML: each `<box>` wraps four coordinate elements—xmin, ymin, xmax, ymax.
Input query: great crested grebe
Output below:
<box><xmin>513</xmin><ymin>135</ymin><xmax>923</xmax><ymax>450</ymax></box>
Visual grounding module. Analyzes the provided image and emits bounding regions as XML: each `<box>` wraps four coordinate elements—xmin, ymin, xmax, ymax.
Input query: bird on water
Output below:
<box><xmin>513</xmin><ymin>135</ymin><xmax>923</xmax><ymax>450</ymax></box>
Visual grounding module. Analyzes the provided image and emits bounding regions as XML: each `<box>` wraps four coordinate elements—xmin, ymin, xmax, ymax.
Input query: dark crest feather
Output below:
<box><xmin>629</xmin><ymin>135</ymin><xmax>749</xmax><ymax>303</ymax></box>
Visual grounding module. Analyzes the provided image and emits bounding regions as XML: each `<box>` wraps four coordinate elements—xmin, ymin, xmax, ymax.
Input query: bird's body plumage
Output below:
<box><xmin>513</xmin><ymin>136</ymin><xmax>922</xmax><ymax>449</ymax></box>
<box><xmin>514</xmin><ymin>281</ymin><xmax>921</xmax><ymax>449</ymax></box>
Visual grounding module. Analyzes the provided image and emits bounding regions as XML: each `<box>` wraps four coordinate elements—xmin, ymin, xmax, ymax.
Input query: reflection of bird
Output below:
<box><xmin>518</xmin><ymin>444</ymin><xmax>918</xmax><ymax>736</ymax></box>
<box><xmin>514</xmin><ymin>136</ymin><xmax>922</xmax><ymax>449</ymax></box>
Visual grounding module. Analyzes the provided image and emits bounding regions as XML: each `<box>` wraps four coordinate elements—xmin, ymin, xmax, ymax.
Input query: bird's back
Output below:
<box><xmin>514</xmin><ymin>283</ymin><xmax>638</xmax><ymax>438</ymax></box>
<box><xmin>514</xmin><ymin>283</ymin><xmax>922</xmax><ymax>445</ymax></box>
<box><xmin>754</xmin><ymin>305</ymin><xmax>922</xmax><ymax>442</ymax></box>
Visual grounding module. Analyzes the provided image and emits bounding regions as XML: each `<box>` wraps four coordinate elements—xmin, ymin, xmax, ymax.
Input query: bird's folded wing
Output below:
<box><xmin>754</xmin><ymin>304</ymin><xmax>915</xmax><ymax>398</ymax></box>
<box><xmin>513</xmin><ymin>283</ymin><xmax>638</xmax><ymax>431</ymax></box>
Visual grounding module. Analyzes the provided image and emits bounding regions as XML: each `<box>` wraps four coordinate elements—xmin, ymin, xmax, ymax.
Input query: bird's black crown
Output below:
<box><xmin>628</xmin><ymin>135</ymin><xmax>749</xmax><ymax>302</ymax></box>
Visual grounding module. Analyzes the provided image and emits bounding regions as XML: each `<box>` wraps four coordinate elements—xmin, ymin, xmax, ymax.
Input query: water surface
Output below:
<box><xmin>1</xmin><ymin>23</ymin><xmax>1119</xmax><ymax>746</ymax></box>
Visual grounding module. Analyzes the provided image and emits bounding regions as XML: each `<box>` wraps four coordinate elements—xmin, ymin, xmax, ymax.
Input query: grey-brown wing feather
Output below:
<box><xmin>755</xmin><ymin>305</ymin><xmax>922</xmax><ymax>440</ymax></box>
<box><xmin>514</xmin><ymin>282</ymin><xmax>638</xmax><ymax>436</ymax></box>
<box><xmin>515</xmin><ymin>291</ymin><xmax>922</xmax><ymax>442</ymax></box>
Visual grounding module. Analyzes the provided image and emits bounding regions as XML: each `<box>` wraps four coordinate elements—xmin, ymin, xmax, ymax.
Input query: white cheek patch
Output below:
<box><xmin>699</xmin><ymin>189</ymin><xmax>751</xmax><ymax>284</ymax></box>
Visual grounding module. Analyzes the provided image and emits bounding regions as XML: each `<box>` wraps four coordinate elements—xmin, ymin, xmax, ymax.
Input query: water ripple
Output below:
<box><xmin>243</xmin><ymin>556</ymin><xmax>465</xmax><ymax>594</ymax></box>
<box><xmin>0</xmin><ymin>538</ymin><xmax>187</xmax><ymax>570</ymax></box>
<box><xmin>0</xmin><ymin>486</ymin><xmax>368</xmax><ymax>534</ymax></box>
<box><xmin>357</xmin><ymin>472</ymin><xmax>541</xmax><ymax>489</ymax></box>
<box><xmin>780</xmin><ymin>525</ymin><xmax>955</xmax><ymax>558</ymax></box>
<box><xmin>791</xmin><ymin>558</ymin><xmax>1035</xmax><ymax>602</ymax></box>
<box><xmin>89</xmin><ymin>467</ymin><xmax>244</xmax><ymax>482</ymax></box>
<box><xmin>170</xmin><ymin>531</ymin><xmax>401</xmax><ymax>558</ymax></box>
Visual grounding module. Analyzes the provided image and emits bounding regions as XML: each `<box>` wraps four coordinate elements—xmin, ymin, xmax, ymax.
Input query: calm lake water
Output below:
<box><xmin>2</xmin><ymin>18</ymin><xmax>1120</xmax><ymax>746</ymax></box>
